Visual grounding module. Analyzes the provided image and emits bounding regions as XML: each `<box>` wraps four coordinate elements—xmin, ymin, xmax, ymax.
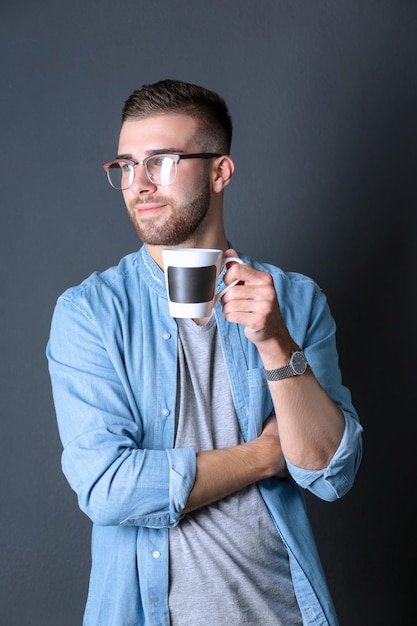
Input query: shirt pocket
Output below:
<box><xmin>246</xmin><ymin>368</ymin><xmax>274</xmax><ymax>440</ymax></box>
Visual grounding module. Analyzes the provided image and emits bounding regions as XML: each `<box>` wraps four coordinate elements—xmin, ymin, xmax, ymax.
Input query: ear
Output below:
<box><xmin>212</xmin><ymin>155</ymin><xmax>234</xmax><ymax>192</ymax></box>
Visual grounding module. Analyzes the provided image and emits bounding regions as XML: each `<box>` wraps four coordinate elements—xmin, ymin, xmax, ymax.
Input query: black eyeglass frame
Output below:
<box><xmin>102</xmin><ymin>152</ymin><xmax>222</xmax><ymax>189</ymax></box>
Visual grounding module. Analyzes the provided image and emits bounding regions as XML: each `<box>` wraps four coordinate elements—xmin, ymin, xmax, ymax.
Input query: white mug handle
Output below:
<box><xmin>214</xmin><ymin>256</ymin><xmax>245</xmax><ymax>303</ymax></box>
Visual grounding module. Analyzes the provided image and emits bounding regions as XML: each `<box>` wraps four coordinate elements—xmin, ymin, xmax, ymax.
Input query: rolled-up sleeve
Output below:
<box><xmin>286</xmin><ymin>409</ymin><xmax>363</xmax><ymax>501</ymax></box>
<box><xmin>120</xmin><ymin>448</ymin><xmax>196</xmax><ymax>527</ymax></box>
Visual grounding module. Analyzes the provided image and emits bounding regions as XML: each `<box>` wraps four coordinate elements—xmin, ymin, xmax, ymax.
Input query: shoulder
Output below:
<box><xmin>54</xmin><ymin>249</ymin><xmax>142</xmax><ymax>314</ymax></box>
<box><xmin>63</xmin><ymin>250</ymin><xmax>139</xmax><ymax>294</ymax></box>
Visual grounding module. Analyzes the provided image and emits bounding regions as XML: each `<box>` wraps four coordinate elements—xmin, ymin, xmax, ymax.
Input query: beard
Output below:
<box><xmin>127</xmin><ymin>181</ymin><xmax>212</xmax><ymax>246</ymax></box>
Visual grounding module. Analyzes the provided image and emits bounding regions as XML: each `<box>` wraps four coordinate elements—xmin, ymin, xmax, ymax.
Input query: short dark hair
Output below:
<box><xmin>122</xmin><ymin>79</ymin><xmax>233</xmax><ymax>154</ymax></box>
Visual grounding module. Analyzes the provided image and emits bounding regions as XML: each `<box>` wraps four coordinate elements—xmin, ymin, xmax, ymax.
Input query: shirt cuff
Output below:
<box><xmin>167</xmin><ymin>447</ymin><xmax>197</xmax><ymax>525</ymax></box>
<box><xmin>285</xmin><ymin>411</ymin><xmax>363</xmax><ymax>501</ymax></box>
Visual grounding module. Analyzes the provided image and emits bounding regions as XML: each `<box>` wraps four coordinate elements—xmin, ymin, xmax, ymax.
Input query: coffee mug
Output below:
<box><xmin>162</xmin><ymin>248</ymin><xmax>244</xmax><ymax>318</ymax></box>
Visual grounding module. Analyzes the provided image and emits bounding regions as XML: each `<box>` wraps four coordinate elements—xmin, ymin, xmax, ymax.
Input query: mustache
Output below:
<box><xmin>132</xmin><ymin>196</ymin><xmax>169</xmax><ymax>205</ymax></box>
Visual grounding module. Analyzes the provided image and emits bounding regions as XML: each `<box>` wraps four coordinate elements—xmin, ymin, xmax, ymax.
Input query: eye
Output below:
<box><xmin>120</xmin><ymin>161</ymin><xmax>134</xmax><ymax>172</ymax></box>
<box><xmin>152</xmin><ymin>156</ymin><xmax>171</xmax><ymax>168</ymax></box>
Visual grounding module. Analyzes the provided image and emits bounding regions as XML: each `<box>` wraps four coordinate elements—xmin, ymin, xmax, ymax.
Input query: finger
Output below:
<box><xmin>223</xmin><ymin>261</ymin><xmax>251</xmax><ymax>285</ymax></box>
<box><xmin>222</xmin><ymin>282</ymin><xmax>277</xmax><ymax>311</ymax></box>
<box><xmin>225</xmin><ymin>262</ymin><xmax>274</xmax><ymax>287</ymax></box>
<box><xmin>223</xmin><ymin>248</ymin><xmax>239</xmax><ymax>259</ymax></box>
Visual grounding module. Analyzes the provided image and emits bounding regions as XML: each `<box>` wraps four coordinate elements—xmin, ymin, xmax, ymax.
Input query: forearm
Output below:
<box><xmin>183</xmin><ymin>428</ymin><xmax>285</xmax><ymax>514</ymax></box>
<box><xmin>260</xmin><ymin>340</ymin><xmax>345</xmax><ymax>470</ymax></box>
<box><xmin>269</xmin><ymin>371</ymin><xmax>344</xmax><ymax>469</ymax></box>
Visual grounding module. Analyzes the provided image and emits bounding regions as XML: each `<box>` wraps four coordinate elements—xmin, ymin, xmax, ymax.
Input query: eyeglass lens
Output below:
<box><xmin>107</xmin><ymin>156</ymin><xmax>177</xmax><ymax>189</ymax></box>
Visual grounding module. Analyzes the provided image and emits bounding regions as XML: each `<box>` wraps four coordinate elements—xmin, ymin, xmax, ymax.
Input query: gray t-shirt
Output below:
<box><xmin>168</xmin><ymin>316</ymin><xmax>302</xmax><ymax>625</ymax></box>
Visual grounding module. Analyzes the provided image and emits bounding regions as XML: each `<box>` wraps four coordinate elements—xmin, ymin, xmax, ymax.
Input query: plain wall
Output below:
<box><xmin>1</xmin><ymin>1</ymin><xmax>416</xmax><ymax>624</ymax></box>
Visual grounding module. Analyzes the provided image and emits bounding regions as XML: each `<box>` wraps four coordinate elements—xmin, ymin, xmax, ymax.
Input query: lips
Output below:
<box><xmin>133</xmin><ymin>203</ymin><xmax>168</xmax><ymax>218</ymax></box>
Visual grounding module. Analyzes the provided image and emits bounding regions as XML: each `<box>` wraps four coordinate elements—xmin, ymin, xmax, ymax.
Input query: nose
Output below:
<box><xmin>130</xmin><ymin>163</ymin><xmax>157</xmax><ymax>195</ymax></box>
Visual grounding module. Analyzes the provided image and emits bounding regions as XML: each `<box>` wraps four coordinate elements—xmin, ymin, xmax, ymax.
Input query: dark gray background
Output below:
<box><xmin>1</xmin><ymin>1</ymin><xmax>416</xmax><ymax>625</ymax></box>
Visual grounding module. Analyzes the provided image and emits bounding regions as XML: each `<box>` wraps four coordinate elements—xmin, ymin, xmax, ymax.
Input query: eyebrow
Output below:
<box><xmin>115</xmin><ymin>148</ymin><xmax>186</xmax><ymax>160</ymax></box>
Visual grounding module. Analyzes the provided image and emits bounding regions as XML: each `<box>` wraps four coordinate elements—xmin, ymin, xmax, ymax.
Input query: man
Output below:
<box><xmin>47</xmin><ymin>79</ymin><xmax>363</xmax><ymax>625</ymax></box>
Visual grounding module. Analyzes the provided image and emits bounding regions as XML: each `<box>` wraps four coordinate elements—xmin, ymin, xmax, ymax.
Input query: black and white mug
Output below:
<box><xmin>162</xmin><ymin>248</ymin><xmax>244</xmax><ymax>318</ymax></box>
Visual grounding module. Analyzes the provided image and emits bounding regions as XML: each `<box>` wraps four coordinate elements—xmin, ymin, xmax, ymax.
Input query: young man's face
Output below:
<box><xmin>117</xmin><ymin>114</ymin><xmax>214</xmax><ymax>246</ymax></box>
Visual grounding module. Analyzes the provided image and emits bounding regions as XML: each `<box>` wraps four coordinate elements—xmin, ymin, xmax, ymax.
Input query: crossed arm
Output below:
<box><xmin>48</xmin><ymin>254</ymin><xmax>356</xmax><ymax>525</ymax></box>
<box><xmin>183</xmin><ymin>415</ymin><xmax>286</xmax><ymax>513</ymax></box>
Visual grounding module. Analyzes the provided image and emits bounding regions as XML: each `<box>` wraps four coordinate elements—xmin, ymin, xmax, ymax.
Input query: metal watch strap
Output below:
<box><xmin>264</xmin><ymin>363</ymin><xmax>294</xmax><ymax>381</ymax></box>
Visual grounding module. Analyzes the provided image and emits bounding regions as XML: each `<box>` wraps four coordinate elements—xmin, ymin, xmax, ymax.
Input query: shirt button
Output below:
<box><xmin>163</xmin><ymin>332</ymin><xmax>171</xmax><ymax>340</ymax></box>
<box><xmin>152</xmin><ymin>551</ymin><xmax>161</xmax><ymax>559</ymax></box>
<box><xmin>162</xmin><ymin>409</ymin><xmax>170</xmax><ymax>417</ymax></box>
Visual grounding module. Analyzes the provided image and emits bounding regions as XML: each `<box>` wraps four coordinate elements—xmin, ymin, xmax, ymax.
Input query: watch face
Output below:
<box><xmin>291</xmin><ymin>351</ymin><xmax>307</xmax><ymax>375</ymax></box>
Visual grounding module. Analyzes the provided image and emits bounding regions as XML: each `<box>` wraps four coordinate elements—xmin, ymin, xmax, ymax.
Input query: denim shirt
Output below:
<box><xmin>46</xmin><ymin>245</ymin><xmax>363</xmax><ymax>626</ymax></box>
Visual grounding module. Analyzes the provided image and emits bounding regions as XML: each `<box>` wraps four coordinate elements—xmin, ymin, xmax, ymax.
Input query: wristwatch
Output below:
<box><xmin>264</xmin><ymin>350</ymin><xmax>308</xmax><ymax>381</ymax></box>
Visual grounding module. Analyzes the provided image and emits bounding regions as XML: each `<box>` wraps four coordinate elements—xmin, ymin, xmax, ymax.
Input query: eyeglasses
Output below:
<box><xmin>102</xmin><ymin>152</ymin><xmax>221</xmax><ymax>190</ymax></box>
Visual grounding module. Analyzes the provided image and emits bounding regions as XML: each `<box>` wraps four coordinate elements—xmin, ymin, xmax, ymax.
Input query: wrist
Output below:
<box><xmin>247</xmin><ymin>437</ymin><xmax>281</xmax><ymax>480</ymax></box>
<box><xmin>257</xmin><ymin>337</ymin><xmax>300</xmax><ymax>371</ymax></box>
